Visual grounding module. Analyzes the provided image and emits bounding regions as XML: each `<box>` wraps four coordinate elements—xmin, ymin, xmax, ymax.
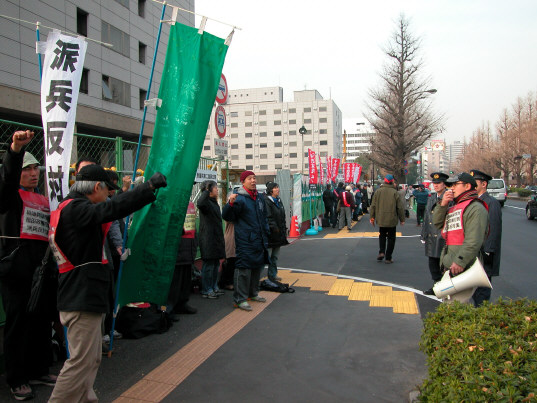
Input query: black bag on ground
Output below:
<box><xmin>322</xmin><ymin>216</ymin><xmax>330</xmax><ymax>227</ymax></box>
<box><xmin>116</xmin><ymin>303</ymin><xmax>172</xmax><ymax>339</ymax></box>
<box><xmin>260</xmin><ymin>279</ymin><xmax>295</xmax><ymax>293</ymax></box>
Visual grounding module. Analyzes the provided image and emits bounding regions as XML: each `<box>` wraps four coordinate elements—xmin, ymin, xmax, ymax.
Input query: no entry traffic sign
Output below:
<box><xmin>215</xmin><ymin>105</ymin><xmax>226</xmax><ymax>138</ymax></box>
<box><xmin>216</xmin><ymin>74</ymin><xmax>228</xmax><ymax>104</ymax></box>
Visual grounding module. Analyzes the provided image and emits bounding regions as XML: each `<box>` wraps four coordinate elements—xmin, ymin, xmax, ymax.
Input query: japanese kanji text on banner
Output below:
<box><xmin>40</xmin><ymin>30</ymin><xmax>87</xmax><ymax>210</ymax></box>
<box><xmin>308</xmin><ymin>149</ymin><xmax>317</xmax><ymax>184</ymax></box>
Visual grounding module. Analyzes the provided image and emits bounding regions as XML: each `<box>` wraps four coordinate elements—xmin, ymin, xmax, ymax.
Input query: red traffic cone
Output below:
<box><xmin>289</xmin><ymin>215</ymin><xmax>300</xmax><ymax>238</ymax></box>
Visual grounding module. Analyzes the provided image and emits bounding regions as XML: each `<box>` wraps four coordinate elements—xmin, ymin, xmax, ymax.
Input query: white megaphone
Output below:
<box><xmin>433</xmin><ymin>258</ymin><xmax>492</xmax><ymax>300</ymax></box>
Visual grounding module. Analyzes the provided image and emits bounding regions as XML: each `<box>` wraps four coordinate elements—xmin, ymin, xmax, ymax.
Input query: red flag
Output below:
<box><xmin>308</xmin><ymin>149</ymin><xmax>318</xmax><ymax>184</ymax></box>
<box><xmin>331</xmin><ymin>158</ymin><xmax>340</xmax><ymax>182</ymax></box>
<box><xmin>344</xmin><ymin>163</ymin><xmax>352</xmax><ymax>183</ymax></box>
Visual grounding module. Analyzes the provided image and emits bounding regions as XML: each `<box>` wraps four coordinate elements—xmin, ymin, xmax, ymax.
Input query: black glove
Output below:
<box><xmin>149</xmin><ymin>172</ymin><xmax>167</xmax><ymax>189</ymax></box>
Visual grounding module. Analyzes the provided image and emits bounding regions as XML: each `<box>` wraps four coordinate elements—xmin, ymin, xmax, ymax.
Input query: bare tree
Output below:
<box><xmin>365</xmin><ymin>15</ymin><xmax>443</xmax><ymax>184</ymax></box>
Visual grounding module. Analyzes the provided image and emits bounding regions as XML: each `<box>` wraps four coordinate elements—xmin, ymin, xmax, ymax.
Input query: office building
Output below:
<box><xmin>342</xmin><ymin>119</ymin><xmax>374</xmax><ymax>160</ymax></box>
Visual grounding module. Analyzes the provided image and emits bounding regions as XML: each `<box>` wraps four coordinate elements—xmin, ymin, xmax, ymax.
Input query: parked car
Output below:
<box><xmin>525</xmin><ymin>185</ymin><xmax>537</xmax><ymax>194</ymax></box>
<box><xmin>526</xmin><ymin>194</ymin><xmax>537</xmax><ymax>220</ymax></box>
<box><xmin>487</xmin><ymin>178</ymin><xmax>507</xmax><ymax>207</ymax></box>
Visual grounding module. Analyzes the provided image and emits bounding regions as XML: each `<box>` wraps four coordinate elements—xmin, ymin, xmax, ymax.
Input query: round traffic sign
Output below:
<box><xmin>214</xmin><ymin>105</ymin><xmax>226</xmax><ymax>138</ymax></box>
<box><xmin>215</xmin><ymin>74</ymin><xmax>228</xmax><ymax>104</ymax></box>
<box><xmin>404</xmin><ymin>169</ymin><xmax>409</xmax><ymax>175</ymax></box>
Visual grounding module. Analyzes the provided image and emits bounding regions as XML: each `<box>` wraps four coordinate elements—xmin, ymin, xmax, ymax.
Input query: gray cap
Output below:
<box><xmin>22</xmin><ymin>152</ymin><xmax>39</xmax><ymax>168</ymax></box>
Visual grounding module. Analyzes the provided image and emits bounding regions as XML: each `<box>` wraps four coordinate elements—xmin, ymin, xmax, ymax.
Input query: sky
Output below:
<box><xmin>194</xmin><ymin>0</ymin><xmax>537</xmax><ymax>144</ymax></box>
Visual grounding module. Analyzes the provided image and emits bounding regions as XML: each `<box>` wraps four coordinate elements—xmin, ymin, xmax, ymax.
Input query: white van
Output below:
<box><xmin>487</xmin><ymin>178</ymin><xmax>507</xmax><ymax>207</ymax></box>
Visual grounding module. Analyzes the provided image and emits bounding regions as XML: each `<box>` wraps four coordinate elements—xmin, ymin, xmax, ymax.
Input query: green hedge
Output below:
<box><xmin>518</xmin><ymin>189</ymin><xmax>532</xmax><ymax>197</ymax></box>
<box><xmin>419</xmin><ymin>299</ymin><xmax>537</xmax><ymax>402</ymax></box>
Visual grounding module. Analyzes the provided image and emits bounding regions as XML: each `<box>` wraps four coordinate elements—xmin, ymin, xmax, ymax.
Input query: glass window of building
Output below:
<box><xmin>204</xmin><ymin>145</ymin><xmax>210</xmax><ymax>150</ymax></box>
<box><xmin>246</xmin><ymin>155</ymin><xmax>253</xmax><ymax>159</ymax></box>
<box><xmin>274</xmin><ymin>109</ymin><xmax>281</xmax><ymax>114</ymax></box>
<box><xmin>245</xmin><ymin>110</ymin><xmax>252</xmax><ymax>116</ymax></box>
<box><xmin>259</xmin><ymin>121</ymin><xmax>267</xmax><ymax>126</ymax></box>
<box><xmin>260</xmin><ymin>154</ymin><xmax>267</xmax><ymax>159</ymax></box>
<box><xmin>304</xmin><ymin>107</ymin><xmax>311</xmax><ymax>113</ymax></box>
<box><xmin>246</xmin><ymin>144</ymin><xmax>253</xmax><ymax>148</ymax></box>
<box><xmin>274</xmin><ymin>131</ymin><xmax>282</xmax><ymax>136</ymax></box>
<box><xmin>246</xmin><ymin>165</ymin><xmax>253</xmax><ymax>170</ymax></box>
<box><xmin>290</xmin><ymin>164</ymin><xmax>297</xmax><ymax>169</ymax></box>
<box><xmin>319</xmin><ymin>117</ymin><xmax>327</xmax><ymax>123</ymax></box>
<box><xmin>245</xmin><ymin>122</ymin><xmax>252</xmax><ymax>127</ymax></box>
<box><xmin>289</xmin><ymin>108</ymin><xmax>296</xmax><ymax>113</ymax></box>
<box><xmin>231</xmin><ymin>123</ymin><xmax>238</xmax><ymax>128</ymax></box>
<box><xmin>231</xmin><ymin>155</ymin><xmax>238</xmax><ymax>160</ymax></box>
<box><xmin>260</xmin><ymin>143</ymin><xmax>267</xmax><ymax>148</ymax></box>
<box><xmin>320</xmin><ymin>151</ymin><xmax>328</xmax><ymax>157</ymax></box>
<box><xmin>77</xmin><ymin>8</ymin><xmax>88</xmax><ymax>36</ymax></box>
<box><xmin>139</xmin><ymin>42</ymin><xmax>146</xmax><ymax>64</ymax></box>
<box><xmin>259</xmin><ymin>110</ymin><xmax>266</xmax><ymax>115</ymax></box>
<box><xmin>304</xmin><ymin>141</ymin><xmax>312</xmax><ymax>146</ymax></box>
<box><xmin>231</xmin><ymin>133</ymin><xmax>238</xmax><ymax>138</ymax></box>
<box><xmin>289</xmin><ymin>119</ymin><xmax>296</xmax><ymax>124</ymax></box>
<box><xmin>320</xmin><ymin>129</ymin><xmax>327</xmax><ymax>134</ymax></box>
<box><xmin>290</xmin><ymin>152</ymin><xmax>297</xmax><ymax>158</ymax></box>
<box><xmin>231</xmin><ymin>144</ymin><xmax>238</xmax><ymax>149</ymax></box>
<box><xmin>102</xmin><ymin>22</ymin><xmax>130</xmax><ymax>57</ymax></box>
<box><xmin>80</xmin><ymin>69</ymin><xmax>89</xmax><ymax>94</ymax></box>
<box><xmin>139</xmin><ymin>88</ymin><xmax>146</xmax><ymax>109</ymax></box>
<box><xmin>304</xmin><ymin>118</ymin><xmax>311</xmax><ymax>124</ymax></box>
<box><xmin>320</xmin><ymin>140</ymin><xmax>328</xmax><ymax>145</ymax></box>
<box><xmin>260</xmin><ymin>132</ymin><xmax>267</xmax><ymax>137</ymax></box>
<box><xmin>138</xmin><ymin>0</ymin><xmax>146</xmax><ymax>17</ymax></box>
<box><xmin>260</xmin><ymin>165</ymin><xmax>268</xmax><ymax>170</ymax></box>
<box><xmin>275</xmin><ymin>164</ymin><xmax>282</xmax><ymax>169</ymax></box>
<box><xmin>275</xmin><ymin>153</ymin><xmax>282</xmax><ymax>158</ymax></box>
<box><xmin>231</xmin><ymin>111</ymin><xmax>239</xmax><ymax>117</ymax></box>
<box><xmin>274</xmin><ymin>120</ymin><xmax>281</xmax><ymax>125</ymax></box>
<box><xmin>114</xmin><ymin>0</ymin><xmax>129</xmax><ymax>7</ymax></box>
<box><xmin>102</xmin><ymin>75</ymin><xmax>130</xmax><ymax>107</ymax></box>
<box><xmin>245</xmin><ymin>132</ymin><xmax>252</xmax><ymax>138</ymax></box>
<box><xmin>275</xmin><ymin>142</ymin><xmax>282</xmax><ymax>147</ymax></box>
<box><xmin>319</xmin><ymin>106</ymin><xmax>327</xmax><ymax>112</ymax></box>
<box><xmin>289</xmin><ymin>130</ymin><xmax>296</xmax><ymax>135</ymax></box>
<box><xmin>289</xmin><ymin>141</ymin><xmax>297</xmax><ymax>146</ymax></box>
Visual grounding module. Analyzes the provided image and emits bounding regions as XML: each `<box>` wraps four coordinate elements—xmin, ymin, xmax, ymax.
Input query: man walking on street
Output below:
<box><xmin>413</xmin><ymin>184</ymin><xmax>429</xmax><ymax>226</ymax></box>
<box><xmin>370</xmin><ymin>174</ymin><xmax>405</xmax><ymax>264</ymax></box>
<box><xmin>421</xmin><ymin>172</ymin><xmax>450</xmax><ymax>295</ymax></box>
<box><xmin>433</xmin><ymin>172</ymin><xmax>489</xmax><ymax>303</ymax></box>
<box><xmin>470</xmin><ymin>169</ymin><xmax>502</xmax><ymax>306</ymax></box>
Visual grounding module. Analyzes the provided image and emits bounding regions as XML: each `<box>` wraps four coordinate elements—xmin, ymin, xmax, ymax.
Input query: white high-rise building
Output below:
<box><xmin>446</xmin><ymin>141</ymin><xmax>465</xmax><ymax>171</ymax></box>
<box><xmin>203</xmin><ymin>88</ymin><xmax>342</xmax><ymax>178</ymax></box>
<box><xmin>342</xmin><ymin>119</ymin><xmax>374</xmax><ymax>160</ymax></box>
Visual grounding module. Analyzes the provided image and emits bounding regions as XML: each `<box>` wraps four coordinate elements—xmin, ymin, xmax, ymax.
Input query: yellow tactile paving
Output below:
<box><xmin>327</xmin><ymin>279</ymin><xmax>355</xmax><ymax>296</ymax></box>
<box><xmin>349</xmin><ymin>282</ymin><xmax>372</xmax><ymax>301</ymax></box>
<box><xmin>114</xmin><ymin>291</ymin><xmax>278</xmax><ymax>403</ymax></box>
<box><xmin>308</xmin><ymin>275</ymin><xmax>338</xmax><ymax>291</ymax></box>
<box><xmin>293</xmin><ymin>273</ymin><xmax>327</xmax><ymax>288</ymax></box>
<box><xmin>392</xmin><ymin>291</ymin><xmax>419</xmax><ymax>314</ymax></box>
<box><xmin>369</xmin><ymin>286</ymin><xmax>393</xmax><ymax>307</ymax></box>
<box><xmin>323</xmin><ymin>231</ymin><xmax>402</xmax><ymax>239</ymax></box>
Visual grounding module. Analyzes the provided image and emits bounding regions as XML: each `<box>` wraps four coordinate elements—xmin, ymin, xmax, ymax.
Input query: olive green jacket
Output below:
<box><xmin>370</xmin><ymin>184</ymin><xmax>405</xmax><ymax>227</ymax></box>
<box><xmin>433</xmin><ymin>200</ymin><xmax>489</xmax><ymax>270</ymax></box>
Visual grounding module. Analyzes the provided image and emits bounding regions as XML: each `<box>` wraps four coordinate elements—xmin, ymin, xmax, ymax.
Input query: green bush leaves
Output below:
<box><xmin>419</xmin><ymin>299</ymin><xmax>537</xmax><ymax>402</ymax></box>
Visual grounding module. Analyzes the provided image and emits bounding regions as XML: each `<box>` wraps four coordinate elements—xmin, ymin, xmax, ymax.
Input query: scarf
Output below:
<box><xmin>243</xmin><ymin>186</ymin><xmax>257</xmax><ymax>200</ymax></box>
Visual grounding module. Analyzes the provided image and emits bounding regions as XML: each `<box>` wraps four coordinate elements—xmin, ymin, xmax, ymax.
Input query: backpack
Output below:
<box><xmin>116</xmin><ymin>303</ymin><xmax>172</xmax><ymax>339</ymax></box>
<box><xmin>260</xmin><ymin>279</ymin><xmax>295</xmax><ymax>293</ymax></box>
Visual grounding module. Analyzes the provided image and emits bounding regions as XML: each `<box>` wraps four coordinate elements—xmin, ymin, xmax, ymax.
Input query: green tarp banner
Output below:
<box><xmin>118</xmin><ymin>23</ymin><xmax>228</xmax><ymax>306</ymax></box>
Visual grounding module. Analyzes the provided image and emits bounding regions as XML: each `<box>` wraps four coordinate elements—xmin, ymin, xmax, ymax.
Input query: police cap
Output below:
<box><xmin>469</xmin><ymin>169</ymin><xmax>492</xmax><ymax>182</ymax></box>
<box><xmin>430</xmin><ymin>172</ymin><xmax>449</xmax><ymax>183</ymax></box>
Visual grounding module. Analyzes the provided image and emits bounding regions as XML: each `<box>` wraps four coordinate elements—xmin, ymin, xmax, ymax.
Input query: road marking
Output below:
<box><xmin>113</xmin><ymin>291</ymin><xmax>279</xmax><ymax>403</ymax></box>
<box><xmin>505</xmin><ymin>205</ymin><xmax>524</xmax><ymax>210</ymax></box>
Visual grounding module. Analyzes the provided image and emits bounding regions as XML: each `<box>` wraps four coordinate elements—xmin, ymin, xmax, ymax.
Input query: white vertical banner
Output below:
<box><xmin>39</xmin><ymin>30</ymin><xmax>87</xmax><ymax>210</ymax></box>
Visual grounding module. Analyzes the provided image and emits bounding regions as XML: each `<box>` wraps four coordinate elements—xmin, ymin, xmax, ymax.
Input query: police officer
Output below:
<box><xmin>433</xmin><ymin>172</ymin><xmax>489</xmax><ymax>303</ymax></box>
<box><xmin>470</xmin><ymin>169</ymin><xmax>502</xmax><ymax>306</ymax></box>
<box><xmin>421</xmin><ymin>172</ymin><xmax>450</xmax><ymax>295</ymax></box>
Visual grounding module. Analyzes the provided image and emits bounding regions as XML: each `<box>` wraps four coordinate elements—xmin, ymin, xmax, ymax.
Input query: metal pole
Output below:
<box><xmin>108</xmin><ymin>2</ymin><xmax>167</xmax><ymax>355</ymax></box>
<box><xmin>36</xmin><ymin>22</ymin><xmax>43</xmax><ymax>78</ymax></box>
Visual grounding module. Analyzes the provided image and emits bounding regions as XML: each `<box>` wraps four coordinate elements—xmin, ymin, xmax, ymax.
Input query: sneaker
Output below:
<box><xmin>113</xmin><ymin>330</ymin><xmax>122</xmax><ymax>339</ymax></box>
<box><xmin>202</xmin><ymin>292</ymin><xmax>218</xmax><ymax>299</ymax></box>
<box><xmin>11</xmin><ymin>384</ymin><xmax>34</xmax><ymax>401</ymax></box>
<box><xmin>377</xmin><ymin>253</ymin><xmax>385</xmax><ymax>261</ymax></box>
<box><xmin>214</xmin><ymin>289</ymin><xmax>225</xmax><ymax>296</ymax></box>
<box><xmin>385</xmin><ymin>259</ymin><xmax>393</xmax><ymax>264</ymax></box>
<box><xmin>249</xmin><ymin>296</ymin><xmax>266</xmax><ymax>303</ymax></box>
<box><xmin>235</xmin><ymin>301</ymin><xmax>252</xmax><ymax>311</ymax></box>
<box><xmin>102</xmin><ymin>334</ymin><xmax>110</xmax><ymax>343</ymax></box>
<box><xmin>29</xmin><ymin>374</ymin><xmax>57</xmax><ymax>386</ymax></box>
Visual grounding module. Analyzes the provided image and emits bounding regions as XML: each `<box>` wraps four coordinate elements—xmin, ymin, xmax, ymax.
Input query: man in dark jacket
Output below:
<box><xmin>48</xmin><ymin>165</ymin><xmax>166</xmax><ymax>402</ymax></box>
<box><xmin>370</xmin><ymin>174</ymin><xmax>405</xmax><ymax>264</ymax></box>
<box><xmin>421</xmin><ymin>172</ymin><xmax>450</xmax><ymax>295</ymax></box>
<box><xmin>222</xmin><ymin>171</ymin><xmax>270</xmax><ymax>311</ymax></box>
<box><xmin>265</xmin><ymin>181</ymin><xmax>289</xmax><ymax>282</ymax></box>
<box><xmin>197</xmin><ymin>180</ymin><xmax>225</xmax><ymax>299</ymax></box>
<box><xmin>0</xmin><ymin>131</ymin><xmax>56</xmax><ymax>400</ymax></box>
<box><xmin>322</xmin><ymin>184</ymin><xmax>337</xmax><ymax>228</ymax></box>
<box><xmin>470</xmin><ymin>169</ymin><xmax>502</xmax><ymax>306</ymax></box>
<box><xmin>413</xmin><ymin>184</ymin><xmax>430</xmax><ymax>226</ymax></box>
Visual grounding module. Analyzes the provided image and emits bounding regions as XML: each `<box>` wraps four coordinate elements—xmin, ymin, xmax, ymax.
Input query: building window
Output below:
<box><xmin>305</xmin><ymin>163</ymin><xmax>309</xmax><ymax>168</ymax></box>
<box><xmin>304</xmin><ymin>107</ymin><xmax>311</xmax><ymax>113</ymax></box>
<box><xmin>102</xmin><ymin>22</ymin><xmax>130</xmax><ymax>57</ymax></box>
<box><xmin>320</xmin><ymin>151</ymin><xmax>328</xmax><ymax>157</ymax></box>
<box><xmin>259</xmin><ymin>121</ymin><xmax>267</xmax><ymax>126</ymax></box>
<box><xmin>274</xmin><ymin>109</ymin><xmax>281</xmax><ymax>114</ymax></box>
<box><xmin>80</xmin><ymin>68</ymin><xmax>89</xmax><ymax>94</ymax></box>
<box><xmin>304</xmin><ymin>118</ymin><xmax>312</xmax><ymax>124</ymax></box>
<box><xmin>289</xmin><ymin>141</ymin><xmax>297</xmax><ymax>147</ymax></box>
<box><xmin>319</xmin><ymin>106</ymin><xmax>327</xmax><ymax>112</ymax></box>
<box><xmin>245</xmin><ymin>110</ymin><xmax>252</xmax><ymax>116</ymax></box>
<box><xmin>77</xmin><ymin>8</ymin><xmax>88</xmax><ymax>36</ymax></box>
<box><xmin>139</xmin><ymin>42</ymin><xmax>146</xmax><ymax>64</ymax></box>
<box><xmin>204</xmin><ymin>145</ymin><xmax>210</xmax><ymax>150</ymax></box>
<box><xmin>304</xmin><ymin>141</ymin><xmax>312</xmax><ymax>146</ymax></box>
<box><xmin>289</xmin><ymin>130</ymin><xmax>296</xmax><ymax>135</ymax></box>
<box><xmin>245</xmin><ymin>122</ymin><xmax>252</xmax><ymax>127</ymax></box>
<box><xmin>245</xmin><ymin>132</ymin><xmax>252</xmax><ymax>138</ymax></box>
<box><xmin>139</xmin><ymin>89</ymin><xmax>146</xmax><ymax>109</ymax></box>
<box><xmin>231</xmin><ymin>112</ymin><xmax>239</xmax><ymax>117</ymax></box>
<box><xmin>260</xmin><ymin>143</ymin><xmax>267</xmax><ymax>148</ymax></box>
<box><xmin>231</xmin><ymin>123</ymin><xmax>238</xmax><ymax>128</ymax></box>
<box><xmin>260</xmin><ymin>154</ymin><xmax>267</xmax><ymax>159</ymax></box>
<box><xmin>246</xmin><ymin>165</ymin><xmax>253</xmax><ymax>170</ymax></box>
<box><xmin>260</xmin><ymin>132</ymin><xmax>267</xmax><ymax>137</ymax></box>
<box><xmin>260</xmin><ymin>165</ymin><xmax>268</xmax><ymax>170</ymax></box>
<box><xmin>274</xmin><ymin>120</ymin><xmax>281</xmax><ymax>125</ymax></box>
<box><xmin>304</xmin><ymin>152</ymin><xmax>309</xmax><ymax>157</ymax></box>
<box><xmin>290</xmin><ymin>153</ymin><xmax>297</xmax><ymax>158</ymax></box>
<box><xmin>231</xmin><ymin>133</ymin><xmax>238</xmax><ymax>138</ymax></box>
<box><xmin>259</xmin><ymin>110</ymin><xmax>266</xmax><ymax>115</ymax></box>
<box><xmin>231</xmin><ymin>144</ymin><xmax>238</xmax><ymax>149</ymax></box>
<box><xmin>246</xmin><ymin>155</ymin><xmax>253</xmax><ymax>160</ymax></box>
<box><xmin>319</xmin><ymin>118</ymin><xmax>327</xmax><ymax>123</ymax></box>
<box><xmin>138</xmin><ymin>0</ymin><xmax>146</xmax><ymax>17</ymax></box>
<box><xmin>274</xmin><ymin>131</ymin><xmax>282</xmax><ymax>136</ymax></box>
<box><xmin>289</xmin><ymin>119</ymin><xmax>296</xmax><ymax>124</ymax></box>
<box><xmin>306</xmin><ymin>130</ymin><xmax>312</xmax><ymax>135</ymax></box>
<box><xmin>289</xmin><ymin>108</ymin><xmax>296</xmax><ymax>113</ymax></box>
<box><xmin>320</xmin><ymin>129</ymin><xmax>327</xmax><ymax>134</ymax></box>
<box><xmin>246</xmin><ymin>144</ymin><xmax>253</xmax><ymax>149</ymax></box>
<box><xmin>275</xmin><ymin>153</ymin><xmax>282</xmax><ymax>158</ymax></box>
<box><xmin>275</xmin><ymin>142</ymin><xmax>282</xmax><ymax>147</ymax></box>
<box><xmin>102</xmin><ymin>75</ymin><xmax>131</xmax><ymax>107</ymax></box>
<box><xmin>231</xmin><ymin>155</ymin><xmax>239</xmax><ymax>160</ymax></box>
<box><xmin>320</xmin><ymin>140</ymin><xmax>328</xmax><ymax>145</ymax></box>
<box><xmin>290</xmin><ymin>164</ymin><xmax>297</xmax><ymax>169</ymax></box>
<box><xmin>114</xmin><ymin>0</ymin><xmax>129</xmax><ymax>7</ymax></box>
<box><xmin>275</xmin><ymin>164</ymin><xmax>282</xmax><ymax>169</ymax></box>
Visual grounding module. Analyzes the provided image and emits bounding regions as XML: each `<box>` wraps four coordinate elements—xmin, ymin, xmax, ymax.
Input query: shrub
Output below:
<box><xmin>419</xmin><ymin>299</ymin><xmax>537</xmax><ymax>402</ymax></box>
<box><xmin>518</xmin><ymin>189</ymin><xmax>532</xmax><ymax>197</ymax></box>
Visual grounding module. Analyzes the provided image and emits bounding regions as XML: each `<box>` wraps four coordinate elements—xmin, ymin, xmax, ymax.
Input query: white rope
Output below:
<box><xmin>0</xmin><ymin>13</ymin><xmax>113</xmax><ymax>47</ymax></box>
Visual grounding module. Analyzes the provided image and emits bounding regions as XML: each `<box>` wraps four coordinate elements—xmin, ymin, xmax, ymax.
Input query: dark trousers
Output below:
<box><xmin>416</xmin><ymin>204</ymin><xmax>426</xmax><ymax>224</ymax></box>
<box><xmin>167</xmin><ymin>263</ymin><xmax>193</xmax><ymax>313</ymax></box>
<box><xmin>473</xmin><ymin>254</ymin><xmax>494</xmax><ymax>307</ymax></box>
<box><xmin>428</xmin><ymin>257</ymin><xmax>442</xmax><ymax>282</ymax></box>
<box><xmin>219</xmin><ymin>257</ymin><xmax>236</xmax><ymax>289</ymax></box>
<box><xmin>378</xmin><ymin>227</ymin><xmax>396</xmax><ymax>260</ymax></box>
<box><xmin>325</xmin><ymin>205</ymin><xmax>336</xmax><ymax>227</ymax></box>
<box><xmin>0</xmin><ymin>279</ymin><xmax>52</xmax><ymax>388</ymax></box>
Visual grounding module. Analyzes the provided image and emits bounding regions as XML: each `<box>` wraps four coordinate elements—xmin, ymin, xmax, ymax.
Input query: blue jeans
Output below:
<box><xmin>267</xmin><ymin>247</ymin><xmax>281</xmax><ymax>280</ymax></box>
<box><xmin>201</xmin><ymin>259</ymin><xmax>219</xmax><ymax>294</ymax></box>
